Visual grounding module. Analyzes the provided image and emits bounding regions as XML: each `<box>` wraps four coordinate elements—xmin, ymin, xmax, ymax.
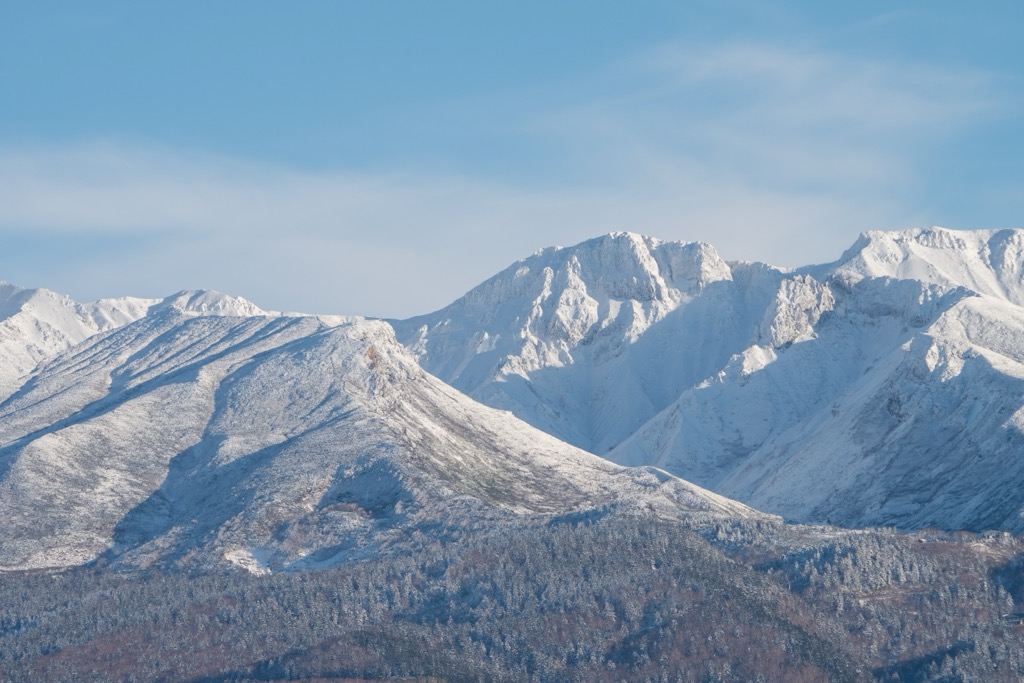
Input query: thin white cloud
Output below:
<box><xmin>637</xmin><ymin>41</ymin><xmax>995</xmax><ymax>130</ymax></box>
<box><xmin>0</xmin><ymin>41</ymin><xmax>1007</xmax><ymax>317</ymax></box>
<box><xmin>541</xmin><ymin>40</ymin><xmax>1000</xmax><ymax>197</ymax></box>
<box><xmin>0</xmin><ymin>139</ymin><xmax>919</xmax><ymax>316</ymax></box>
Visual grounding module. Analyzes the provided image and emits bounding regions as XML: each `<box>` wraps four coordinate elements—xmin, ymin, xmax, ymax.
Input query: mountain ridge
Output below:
<box><xmin>0</xmin><ymin>307</ymin><xmax>763</xmax><ymax>572</ymax></box>
<box><xmin>392</xmin><ymin>231</ymin><xmax>784</xmax><ymax>455</ymax></box>
<box><xmin>0</xmin><ymin>283</ymin><xmax>271</xmax><ymax>402</ymax></box>
<box><xmin>394</xmin><ymin>226</ymin><xmax>1024</xmax><ymax>533</ymax></box>
<box><xmin>3</xmin><ymin>228</ymin><xmax>1024</xmax><ymax>682</ymax></box>
<box><xmin>2</xmin><ymin>225</ymin><xmax>1023</xmax><ymax>553</ymax></box>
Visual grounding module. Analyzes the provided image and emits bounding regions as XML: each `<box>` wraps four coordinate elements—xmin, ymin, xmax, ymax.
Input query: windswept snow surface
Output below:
<box><xmin>0</xmin><ymin>307</ymin><xmax>762</xmax><ymax>572</ymax></box>
<box><xmin>395</xmin><ymin>228</ymin><xmax>1024</xmax><ymax>533</ymax></box>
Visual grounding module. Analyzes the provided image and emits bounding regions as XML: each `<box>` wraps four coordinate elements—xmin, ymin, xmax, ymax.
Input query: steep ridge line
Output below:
<box><xmin>393</xmin><ymin>227</ymin><xmax>1024</xmax><ymax>533</ymax></box>
<box><xmin>0</xmin><ymin>310</ymin><xmax>764</xmax><ymax>572</ymax></box>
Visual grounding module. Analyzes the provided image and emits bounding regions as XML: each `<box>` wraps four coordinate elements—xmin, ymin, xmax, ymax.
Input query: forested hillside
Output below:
<box><xmin>2</xmin><ymin>513</ymin><xmax>1022</xmax><ymax>682</ymax></box>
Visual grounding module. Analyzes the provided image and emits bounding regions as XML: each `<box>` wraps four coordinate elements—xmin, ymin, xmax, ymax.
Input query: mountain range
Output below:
<box><xmin>1</xmin><ymin>226</ymin><xmax>1023</xmax><ymax>573</ymax></box>
<box><xmin>0</xmin><ymin>286</ymin><xmax>756</xmax><ymax>572</ymax></box>
<box><xmin>396</xmin><ymin>227</ymin><xmax>1024</xmax><ymax>532</ymax></box>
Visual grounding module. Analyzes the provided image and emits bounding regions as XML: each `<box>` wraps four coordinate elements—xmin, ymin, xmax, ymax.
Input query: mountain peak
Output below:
<box><xmin>565</xmin><ymin>232</ymin><xmax>731</xmax><ymax>294</ymax></box>
<box><xmin>155</xmin><ymin>289</ymin><xmax>268</xmax><ymax>317</ymax></box>
<box><xmin>0</xmin><ymin>311</ymin><xmax>763</xmax><ymax>571</ymax></box>
<box><xmin>392</xmin><ymin>233</ymin><xmax>781</xmax><ymax>454</ymax></box>
<box><xmin>0</xmin><ymin>282</ymin><xmax>157</xmax><ymax>399</ymax></box>
<box><xmin>393</xmin><ymin>228</ymin><xmax>1024</xmax><ymax>533</ymax></box>
<box><xmin>443</xmin><ymin>233</ymin><xmax>733</xmax><ymax>322</ymax></box>
<box><xmin>830</xmin><ymin>226</ymin><xmax>1024</xmax><ymax>305</ymax></box>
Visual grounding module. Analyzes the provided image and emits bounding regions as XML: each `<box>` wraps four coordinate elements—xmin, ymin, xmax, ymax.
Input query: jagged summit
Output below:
<box><xmin>823</xmin><ymin>226</ymin><xmax>1024</xmax><ymax>304</ymax></box>
<box><xmin>155</xmin><ymin>289</ymin><xmax>268</xmax><ymax>317</ymax></box>
<box><xmin>395</xmin><ymin>228</ymin><xmax>1024</xmax><ymax>533</ymax></box>
<box><xmin>391</xmin><ymin>232</ymin><xmax>763</xmax><ymax>455</ymax></box>
<box><xmin>476</xmin><ymin>231</ymin><xmax>734</xmax><ymax>308</ymax></box>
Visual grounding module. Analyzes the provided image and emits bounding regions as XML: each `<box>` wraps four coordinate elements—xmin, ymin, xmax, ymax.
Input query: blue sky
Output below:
<box><xmin>1</xmin><ymin>1</ymin><xmax>1022</xmax><ymax>316</ymax></box>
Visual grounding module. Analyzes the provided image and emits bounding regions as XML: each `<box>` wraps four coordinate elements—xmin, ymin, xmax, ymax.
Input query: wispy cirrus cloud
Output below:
<box><xmin>0</xmin><ymin>40</ymin><xmax>1011</xmax><ymax>317</ymax></box>
<box><xmin>540</xmin><ymin>40</ymin><xmax>1002</xmax><ymax>192</ymax></box>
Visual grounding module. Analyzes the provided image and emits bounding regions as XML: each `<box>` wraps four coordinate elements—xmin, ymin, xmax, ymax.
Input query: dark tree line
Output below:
<box><xmin>1</xmin><ymin>511</ymin><xmax>1023</xmax><ymax>682</ymax></box>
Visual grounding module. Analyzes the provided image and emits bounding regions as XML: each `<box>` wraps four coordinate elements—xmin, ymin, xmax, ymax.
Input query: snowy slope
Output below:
<box><xmin>828</xmin><ymin>227</ymin><xmax>1024</xmax><ymax>305</ymax></box>
<box><xmin>611</xmin><ymin>274</ymin><xmax>1024</xmax><ymax>530</ymax></box>
<box><xmin>0</xmin><ymin>282</ymin><xmax>268</xmax><ymax>400</ymax></box>
<box><xmin>0</xmin><ymin>282</ymin><xmax>157</xmax><ymax>399</ymax></box>
<box><xmin>396</xmin><ymin>228</ymin><xmax>1024</xmax><ymax>533</ymax></box>
<box><xmin>2</xmin><ymin>224</ymin><xmax>1021</xmax><ymax>566</ymax></box>
<box><xmin>718</xmin><ymin>292</ymin><xmax>1024</xmax><ymax>531</ymax></box>
<box><xmin>0</xmin><ymin>307</ymin><xmax>763</xmax><ymax>572</ymax></box>
<box><xmin>392</xmin><ymin>232</ymin><xmax>786</xmax><ymax>455</ymax></box>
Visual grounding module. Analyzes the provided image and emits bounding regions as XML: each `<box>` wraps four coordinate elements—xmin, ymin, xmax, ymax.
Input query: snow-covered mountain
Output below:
<box><xmin>0</xmin><ymin>283</ymin><xmax>268</xmax><ymax>401</ymax></box>
<box><xmin>395</xmin><ymin>228</ymin><xmax>1024</xmax><ymax>533</ymax></box>
<box><xmin>2</xmin><ymin>224</ymin><xmax>1021</xmax><ymax>572</ymax></box>
<box><xmin>828</xmin><ymin>227</ymin><xmax>1024</xmax><ymax>305</ymax></box>
<box><xmin>392</xmin><ymin>232</ymin><xmax>786</xmax><ymax>455</ymax></box>
<box><xmin>0</xmin><ymin>303</ymin><xmax>761</xmax><ymax>572</ymax></box>
<box><xmin>3</xmin><ymin>232</ymin><xmax>1024</xmax><ymax>681</ymax></box>
<box><xmin>0</xmin><ymin>282</ymin><xmax>156</xmax><ymax>399</ymax></box>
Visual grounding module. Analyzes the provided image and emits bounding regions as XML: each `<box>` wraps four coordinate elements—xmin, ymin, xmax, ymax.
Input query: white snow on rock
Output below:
<box><xmin>154</xmin><ymin>289</ymin><xmax>268</xmax><ymax>317</ymax></box>
<box><xmin>395</xmin><ymin>228</ymin><xmax>1024</xmax><ymax>533</ymax></box>
<box><xmin>0</xmin><ymin>309</ymin><xmax>764</xmax><ymax>572</ymax></box>
<box><xmin>4</xmin><ymin>224</ymin><xmax>1024</xmax><ymax>571</ymax></box>
<box><xmin>0</xmin><ymin>282</ymin><xmax>157</xmax><ymax>399</ymax></box>
<box><xmin>391</xmin><ymin>232</ymin><xmax>780</xmax><ymax>456</ymax></box>
<box><xmin>829</xmin><ymin>226</ymin><xmax>1024</xmax><ymax>305</ymax></box>
<box><xmin>0</xmin><ymin>283</ymin><xmax>270</xmax><ymax>401</ymax></box>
